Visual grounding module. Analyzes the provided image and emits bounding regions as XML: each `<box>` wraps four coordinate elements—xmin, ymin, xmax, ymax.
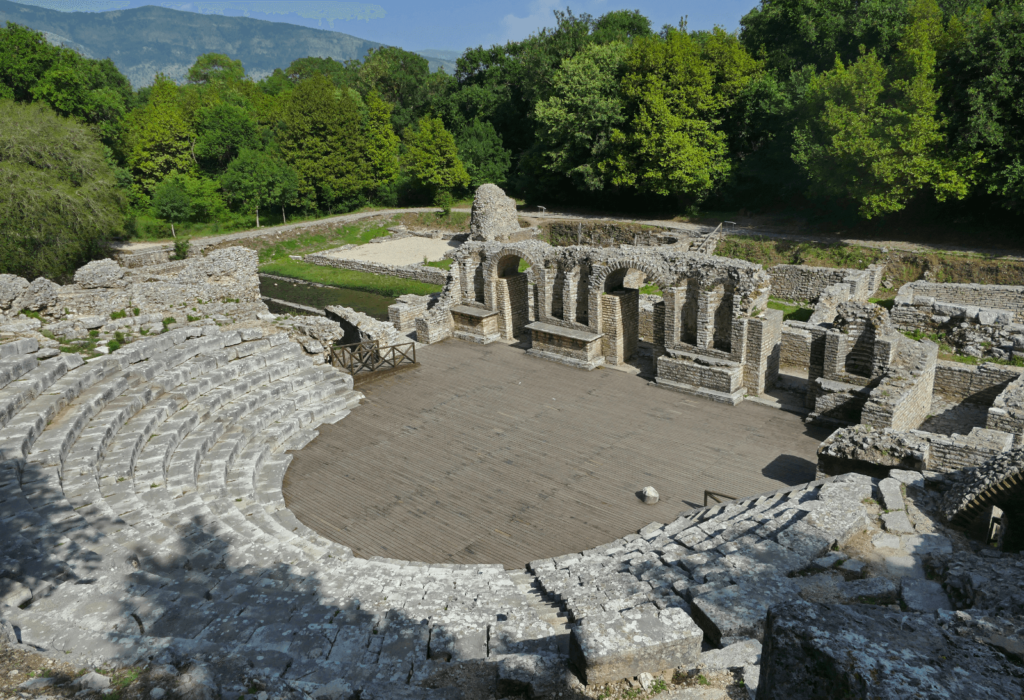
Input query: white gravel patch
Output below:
<box><xmin>324</xmin><ymin>238</ymin><xmax>461</xmax><ymax>266</ymax></box>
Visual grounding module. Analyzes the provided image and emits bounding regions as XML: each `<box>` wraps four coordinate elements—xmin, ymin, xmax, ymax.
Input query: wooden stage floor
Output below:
<box><xmin>283</xmin><ymin>340</ymin><xmax>832</xmax><ymax>568</ymax></box>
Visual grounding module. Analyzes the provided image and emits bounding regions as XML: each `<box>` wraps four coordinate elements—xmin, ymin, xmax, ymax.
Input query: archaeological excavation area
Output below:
<box><xmin>0</xmin><ymin>185</ymin><xmax>1023</xmax><ymax>699</ymax></box>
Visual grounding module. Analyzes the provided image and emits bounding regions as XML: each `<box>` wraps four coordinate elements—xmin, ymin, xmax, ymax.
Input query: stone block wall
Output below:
<box><xmin>744</xmin><ymin>310</ymin><xmax>783</xmax><ymax>395</ymax></box>
<box><xmin>933</xmin><ymin>361</ymin><xmax>1024</xmax><ymax>405</ymax></box>
<box><xmin>638</xmin><ymin>294</ymin><xmax>666</xmax><ymax>346</ymax></box>
<box><xmin>861</xmin><ymin>341</ymin><xmax>938</xmax><ymax>431</ymax></box>
<box><xmin>656</xmin><ymin>353</ymin><xmax>744</xmax><ymax>396</ymax></box>
<box><xmin>769</xmin><ymin>264</ymin><xmax>884</xmax><ymax>305</ymax></box>
<box><xmin>602</xmin><ymin>290</ymin><xmax>639</xmax><ymax>365</ymax></box>
<box><xmin>894</xmin><ymin>282</ymin><xmax>1024</xmax><ymax>322</ymax></box>
<box><xmin>302</xmin><ymin>253</ymin><xmax>448</xmax><ymax>287</ymax></box>
<box><xmin>388</xmin><ymin>294</ymin><xmax>434</xmax><ymax>332</ymax></box>
<box><xmin>987</xmin><ymin>374</ymin><xmax>1024</xmax><ymax>445</ymax></box>
<box><xmin>924</xmin><ymin>428</ymin><xmax>1015</xmax><ymax>472</ymax></box>
<box><xmin>495</xmin><ymin>274</ymin><xmax>530</xmax><ymax>339</ymax></box>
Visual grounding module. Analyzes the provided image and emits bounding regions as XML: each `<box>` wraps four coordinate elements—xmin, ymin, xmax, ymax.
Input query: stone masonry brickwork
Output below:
<box><xmin>469</xmin><ymin>183</ymin><xmax>524</xmax><ymax>241</ymax></box>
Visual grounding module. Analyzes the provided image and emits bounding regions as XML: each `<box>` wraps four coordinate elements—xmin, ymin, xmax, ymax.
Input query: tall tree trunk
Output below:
<box><xmin>255</xmin><ymin>205</ymin><xmax>260</xmax><ymax>228</ymax></box>
<box><xmin>171</xmin><ymin>223</ymin><xmax>176</xmax><ymax>238</ymax></box>
<box><xmin>282</xmin><ymin>206</ymin><xmax>286</xmax><ymax>224</ymax></box>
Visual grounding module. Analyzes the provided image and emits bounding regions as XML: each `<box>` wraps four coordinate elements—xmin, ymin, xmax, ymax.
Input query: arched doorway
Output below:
<box><xmin>494</xmin><ymin>253</ymin><xmax>532</xmax><ymax>340</ymax></box>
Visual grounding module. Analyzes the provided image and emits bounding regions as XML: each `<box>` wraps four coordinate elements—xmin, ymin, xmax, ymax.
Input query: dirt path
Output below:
<box><xmin>113</xmin><ymin>206</ymin><xmax>1024</xmax><ymax>261</ymax></box>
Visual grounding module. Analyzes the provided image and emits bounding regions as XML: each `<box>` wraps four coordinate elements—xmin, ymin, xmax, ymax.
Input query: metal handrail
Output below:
<box><xmin>704</xmin><ymin>490</ymin><xmax>736</xmax><ymax>507</ymax></box>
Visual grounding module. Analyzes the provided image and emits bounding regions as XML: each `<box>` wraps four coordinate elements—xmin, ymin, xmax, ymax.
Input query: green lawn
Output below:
<box><xmin>260</xmin><ymin>259</ymin><xmax>443</xmax><ymax>297</ymax></box>
<box><xmin>257</xmin><ymin>219</ymin><xmax>395</xmax><ymax>263</ymax></box>
<box><xmin>768</xmin><ymin>298</ymin><xmax>814</xmax><ymax>322</ymax></box>
<box><xmin>424</xmin><ymin>259</ymin><xmax>453</xmax><ymax>270</ymax></box>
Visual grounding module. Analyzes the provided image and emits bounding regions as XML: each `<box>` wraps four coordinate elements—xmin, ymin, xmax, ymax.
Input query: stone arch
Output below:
<box><xmin>481</xmin><ymin>245</ymin><xmax>549</xmax><ymax>338</ymax></box>
<box><xmin>589</xmin><ymin>260</ymin><xmax>672</xmax><ymax>365</ymax></box>
<box><xmin>458</xmin><ymin>252</ymin><xmax>486</xmax><ymax>304</ymax></box>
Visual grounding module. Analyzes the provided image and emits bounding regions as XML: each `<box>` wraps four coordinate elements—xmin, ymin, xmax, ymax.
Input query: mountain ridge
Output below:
<box><xmin>0</xmin><ymin>0</ymin><xmax>456</xmax><ymax>87</ymax></box>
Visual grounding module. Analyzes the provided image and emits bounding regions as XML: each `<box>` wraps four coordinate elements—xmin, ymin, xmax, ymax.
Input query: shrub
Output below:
<box><xmin>172</xmin><ymin>237</ymin><xmax>190</xmax><ymax>260</ymax></box>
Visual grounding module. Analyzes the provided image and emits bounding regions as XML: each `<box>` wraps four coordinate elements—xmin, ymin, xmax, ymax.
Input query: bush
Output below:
<box><xmin>0</xmin><ymin>101</ymin><xmax>125</xmax><ymax>282</ymax></box>
<box><xmin>172</xmin><ymin>237</ymin><xmax>190</xmax><ymax>260</ymax></box>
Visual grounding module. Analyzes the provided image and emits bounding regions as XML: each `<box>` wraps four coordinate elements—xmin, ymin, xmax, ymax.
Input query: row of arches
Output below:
<box><xmin>451</xmin><ymin>243</ymin><xmax>760</xmax><ymax>366</ymax></box>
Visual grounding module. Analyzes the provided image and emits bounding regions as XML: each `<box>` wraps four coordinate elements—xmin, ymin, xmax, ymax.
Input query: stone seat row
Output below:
<box><xmin>0</xmin><ymin>331</ymin><xmax>564</xmax><ymax>698</ymax></box>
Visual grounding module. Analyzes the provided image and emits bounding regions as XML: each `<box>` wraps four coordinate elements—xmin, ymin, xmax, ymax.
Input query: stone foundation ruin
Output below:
<box><xmin>1</xmin><ymin>200</ymin><xmax>1024</xmax><ymax>698</ymax></box>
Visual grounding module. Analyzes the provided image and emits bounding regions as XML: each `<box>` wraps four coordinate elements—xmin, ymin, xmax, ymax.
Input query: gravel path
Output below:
<box><xmin>323</xmin><ymin>237</ymin><xmax>461</xmax><ymax>265</ymax></box>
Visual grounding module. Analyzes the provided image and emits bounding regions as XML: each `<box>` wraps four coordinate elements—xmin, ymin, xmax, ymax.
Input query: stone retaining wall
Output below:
<box><xmin>894</xmin><ymin>281</ymin><xmax>1024</xmax><ymax>322</ymax></box>
<box><xmin>302</xmin><ymin>253</ymin><xmax>448</xmax><ymax>287</ymax></box>
<box><xmin>861</xmin><ymin>341</ymin><xmax>938</xmax><ymax>431</ymax></box>
<box><xmin>769</xmin><ymin>264</ymin><xmax>884</xmax><ymax>305</ymax></box>
<box><xmin>933</xmin><ymin>360</ymin><xmax>1024</xmax><ymax>405</ymax></box>
<box><xmin>987</xmin><ymin>374</ymin><xmax>1024</xmax><ymax>445</ymax></box>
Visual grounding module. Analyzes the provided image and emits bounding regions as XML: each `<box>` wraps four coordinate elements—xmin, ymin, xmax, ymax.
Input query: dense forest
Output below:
<box><xmin>1</xmin><ymin>0</ymin><xmax>1023</xmax><ymax>281</ymax></box>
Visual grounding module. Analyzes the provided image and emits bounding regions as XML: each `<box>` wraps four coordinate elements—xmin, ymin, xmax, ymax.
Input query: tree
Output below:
<box><xmin>278</xmin><ymin>73</ymin><xmax>368</xmax><ymax>212</ymax></box>
<box><xmin>221</xmin><ymin>149</ymin><xmax>299</xmax><ymax>227</ymax></box>
<box><xmin>534</xmin><ymin>41</ymin><xmax>628</xmax><ymax>192</ymax></box>
<box><xmin>357</xmin><ymin>46</ymin><xmax>442</xmax><ymax>133</ymax></box>
<box><xmin>0</xmin><ymin>23</ymin><xmax>132</xmax><ymax>144</ymax></box>
<box><xmin>194</xmin><ymin>101</ymin><xmax>259</xmax><ymax>173</ymax></box>
<box><xmin>121</xmin><ymin>75</ymin><xmax>196</xmax><ymax>201</ymax></box>
<box><xmin>151</xmin><ymin>172</ymin><xmax>227</xmax><ymax>235</ymax></box>
<box><xmin>186</xmin><ymin>53</ymin><xmax>244</xmax><ymax>85</ymax></box>
<box><xmin>940</xmin><ymin>1</ymin><xmax>1024</xmax><ymax>213</ymax></box>
<box><xmin>404</xmin><ymin>115</ymin><xmax>470</xmax><ymax>201</ymax></box>
<box><xmin>791</xmin><ymin>0</ymin><xmax>974</xmax><ymax>217</ymax></box>
<box><xmin>0</xmin><ymin>100</ymin><xmax>124</xmax><ymax>281</ymax></box>
<box><xmin>457</xmin><ymin>118</ymin><xmax>512</xmax><ymax>188</ymax></box>
<box><xmin>362</xmin><ymin>90</ymin><xmax>400</xmax><ymax>196</ymax></box>
<box><xmin>591</xmin><ymin>10</ymin><xmax>653</xmax><ymax>44</ymax></box>
<box><xmin>602</xmin><ymin>28</ymin><xmax>757</xmax><ymax>206</ymax></box>
<box><xmin>150</xmin><ymin>175</ymin><xmax>193</xmax><ymax>238</ymax></box>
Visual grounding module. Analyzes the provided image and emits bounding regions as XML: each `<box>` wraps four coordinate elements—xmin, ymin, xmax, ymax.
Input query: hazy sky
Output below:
<box><xmin>12</xmin><ymin>1</ymin><xmax>761</xmax><ymax>52</ymax></box>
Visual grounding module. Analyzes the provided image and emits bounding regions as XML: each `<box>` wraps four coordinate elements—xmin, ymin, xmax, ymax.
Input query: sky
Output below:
<box><xmin>11</xmin><ymin>0</ymin><xmax>762</xmax><ymax>53</ymax></box>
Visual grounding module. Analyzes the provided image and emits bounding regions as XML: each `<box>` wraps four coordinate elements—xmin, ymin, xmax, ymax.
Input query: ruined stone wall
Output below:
<box><xmin>932</xmin><ymin>360</ymin><xmax>1024</xmax><ymax>405</ymax></box>
<box><xmin>601</xmin><ymin>290</ymin><xmax>639</xmax><ymax>365</ymax></box>
<box><xmin>495</xmin><ymin>274</ymin><xmax>530</xmax><ymax>339</ymax></box>
<box><xmin>744</xmin><ymin>310</ymin><xmax>783</xmax><ymax>395</ymax></box>
<box><xmin>638</xmin><ymin>293</ymin><xmax>665</xmax><ymax>345</ymax></box>
<box><xmin>861</xmin><ymin>340</ymin><xmax>938</xmax><ymax>431</ymax></box>
<box><xmin>388</xmin><ymin>294</ymin><xmax>435</xmax><ymax>332</ymax></box>
<box><xmin>987</xmin><ymin>374</ymin><xmax>1024</xmax><ymax>445</ymax></box>
<box><xmin>302</xmin><ymin>253</ymin><xmax>448</xmax><ymax>287</ymax></box>
<box><xmin>769</xmin><ymin>264</ymin><xmax>884</xmax><ymax>305</ymax></box>
<box><xmin>894</xmin><ymin>281</ymin><xmax>1024</xmax><ymax>323</ymax></box>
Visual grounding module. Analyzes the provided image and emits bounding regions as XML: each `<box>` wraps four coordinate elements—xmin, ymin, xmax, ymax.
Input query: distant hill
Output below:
<box><xmin>0</xmin><ymin>0</ymin><xmax>457</xmax><ymax>87</ymax></box>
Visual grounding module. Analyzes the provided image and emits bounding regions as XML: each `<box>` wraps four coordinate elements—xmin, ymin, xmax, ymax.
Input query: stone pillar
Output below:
<box><xmin>696</xmin><ymin>289</ymin><xmax>719</xmax><ymax>349</ymax></box>
<box><xmin>495</xmin><ymin>274</ymin><xmax>530</xmax><ymax>340</ymax></box>
<box><xmin>562</xmin><ymin>270</ymin><xmax>578</xmax><ymax>324</ymax></box>
<box><xmin>662</xmin><ymin>288</ymin><xmax>680</xmax><ymax>347</ymax></box>
<box><xmin>743</xmin><ymin>309</ymin><xmax>783</xmax><ymax>395</ymax></box>
<box><xmin>601</xmin><ymin>290</ymin><xmax>639</xmax><ymax>365</ymax></box>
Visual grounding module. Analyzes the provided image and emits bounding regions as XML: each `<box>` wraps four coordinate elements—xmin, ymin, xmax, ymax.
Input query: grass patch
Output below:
<box><xmin>19</xmin><ymin>309</ymin><xmax>43</xmax><ymax>321</ymax></box>
<box><xmin>768</xmin><ymin>298</ymin><xmax>814</xmax><ymax>322</ymax></box>
<box><xmin>260</xmin><ymin>259</ymin><xmax>443</xmax><ymax>297</ymax></box>
<box><xmin>870</xmin><ymin>297</ymin><xmax>895</xmax><ymax>310</ymax></box>
<box><xmin>640</xmin><ymin>284</ymin><xmax>663</xmax><ymax>296</ymax></box>
<box><xmin>256</xmin><ymin>218</ymin><xmax>395</xmax><ymax>264</ymax></box>
<box><xmin>397</xmin><ymin>210</ymin><xmax>470</xmax><ymax>232</ymax></box>
<box><xmin>423</xmin><ymin>258</ymin><xmax>452</xmax><ymax>270</ymax></box>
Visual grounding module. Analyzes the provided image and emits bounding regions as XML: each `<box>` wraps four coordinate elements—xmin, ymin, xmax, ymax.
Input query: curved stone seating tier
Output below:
<box><xmin>0</xmin><ymin>327</ymin><xmax>911</xmax><ymax>697</ymax></box>
<box><xmin>0</xmin><ymin>331</ymin><xmax>558</xmax><ymax>698</ymax></box>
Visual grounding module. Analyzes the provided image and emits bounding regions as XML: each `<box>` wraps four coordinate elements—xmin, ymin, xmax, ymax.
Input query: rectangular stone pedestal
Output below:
<box><xmin>525</xmin><ymin>321</ymin><xmax>604</xmax><ymax>370</ymax></box>
<box><xmin>451</xmin><ymin>305</ymin><xmax>500</xmax><ymax>344</ymax></box>
<box><xmin>655</xmin><ymin>350</ymin><xmax>746</xmax><ymax>404</ymax></box>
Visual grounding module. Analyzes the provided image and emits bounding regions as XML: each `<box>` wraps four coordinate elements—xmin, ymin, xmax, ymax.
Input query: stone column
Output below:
<box><xmin>696</xmin><ymin>289</ymin><xmax>719</xmax><ymax>349</ymax></box>
<box><xmin>662</xmin><ymin>288</ymin><xmax>680</xmax><ymax>348</ymax></box>
<box><xmin>495</xmin><ymin>274</ymin><xmax>530</xmax><ymax>340</ymax></box>
<box><xmin>601</xmin><ymin>290</ymin><xmax>639</xmax><ymax>365</ymax></box>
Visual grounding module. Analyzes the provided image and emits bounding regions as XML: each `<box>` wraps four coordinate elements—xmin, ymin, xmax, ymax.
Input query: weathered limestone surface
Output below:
<box><xmin>469</xmin><ymin>184</ymin><xmax>523</xmax><ymax>241</ymax></box>
<box><xmin>758</xmin><ymin>599</ymin><xmax>1024</xmax><ymax>699</ymax></box>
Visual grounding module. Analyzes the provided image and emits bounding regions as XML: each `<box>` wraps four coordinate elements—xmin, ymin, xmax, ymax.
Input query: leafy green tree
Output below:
<box><xmin>0</xmin><ymin>100</ymin><xmax>124</xmax><ymax>281</ymax></box>
<box><xmin>150</xmin><ymin>175</ymin><xmax>193</xmax><ymax>238</ymax></box>
<box><xmin>186</xmin><ymin>53</ymin><xmax>244</xmax><ymax>85</ymax></box>
<box><xmin>603</xmin><ymin>28</ymin><xmax>758</xmax><ymax>205</ymax></box>
<box><xmin>404</xmin><ymin>115</ymin><xmax>470</xmax><ymax>201</ymax></box>
<box><xmin>221</xmin><ymin>149</ymin><xmax>299</xmax><ymax>226</ymax></box>
<box><xmin>457</xmin><ymin>118</ymin><xmax>512</xmax><ymax>188</ymax></box>
<box><xmin>151</xmin><ymin>172</ymin><xmax>227</xmax><ymax>235</ymax></box>
<box><xmin>285</xmin><ymin>56</ymin><xmax>358</xmax><ymax>89</ymax></box>
<box><xmin>194</xmin><ymin>101</ymin><xmax>259</xmax><ymax>172</ymax></box>
<box><xmin>357</xmin><ymin>46</ymin><xmax>451</xmax><ymax>134</ymax></box>
<box><xmin>940</xmin><ymin>1</ymin><xmax>1024</xmax><ymax>213</ymax></box>
<box><xmin>535</xmin><ymin>41</ymin><xmax>628</xmax><ymax>192</ymax></box>
<box><xmin>362</xmin><ymin>90</ymin><xmax>400</xmax><ymax>196</ymax></box>
<box><xmin>121</xmin><ymin>75</ymin><xmax>196</xmax><ymax>202</ymax></box>
<box><xmin>791</xmin><ymin>0</ymin><xmax>974</xmax><ymax>217</ymax></box>
<box><xmin>591</xmin><ymin>10</ymin><xmax>653</xmax><ymax>44</ymax></box>
<box><xmin>278</xmin><ymin>73</ymin><xmax>367</xmax><ymax>212</ymax></box>
<box><xmin>0</xmin><ymin>23</ymin><xmax>132</xmax><ymax>144</ymax></box>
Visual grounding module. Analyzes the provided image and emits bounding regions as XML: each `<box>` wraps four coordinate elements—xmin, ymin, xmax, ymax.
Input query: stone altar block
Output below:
<box><xmin>525</xmin><ymin>321</ymin><xmax>605</xmax><ymax>370</ymax></box>
<box><xmin>451</xmin><ymin>304</ymin><xmax>501</xmax><ymax>344</ymax></box>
